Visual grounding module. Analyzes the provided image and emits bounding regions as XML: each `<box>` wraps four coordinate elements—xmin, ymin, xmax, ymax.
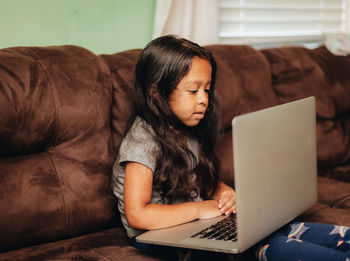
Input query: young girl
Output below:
<box><xmin>112</xmin><ymin>35</ymin><xmax>350</xmax><ymax>261</ymax></box>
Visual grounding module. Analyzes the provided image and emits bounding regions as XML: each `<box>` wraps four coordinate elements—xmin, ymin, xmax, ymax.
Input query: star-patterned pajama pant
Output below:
<box><xmin>257</xmin><ymin>222</ymin><xmax>350</xmax><ymax>261</ymax></box>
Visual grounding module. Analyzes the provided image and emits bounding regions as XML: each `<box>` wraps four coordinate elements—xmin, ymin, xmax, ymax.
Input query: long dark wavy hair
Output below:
<box><xmin>132</xmin><ymin>35</ymin><xmax>221</xmax><ymax>201</ymax></box>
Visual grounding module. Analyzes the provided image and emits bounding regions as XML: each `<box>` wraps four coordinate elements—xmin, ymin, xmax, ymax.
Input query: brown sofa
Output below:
<box><xmin>0</xmin><ymin>43</ymin><xmax>349</xmax><ymax>260</ymax></box>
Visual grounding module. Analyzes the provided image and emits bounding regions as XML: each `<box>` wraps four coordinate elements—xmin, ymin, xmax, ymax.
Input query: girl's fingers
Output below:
<box><xmin>225</xmin><ymin>203</ymin><xmax>236</xmax><ymax>215</ymax></box>
<box><xmin>223</xmin><ymin>198</ymin><xmax>235</xmax><ymax>213</ymax></box>
<box><xmin>218</xmin><ymin>193</ymin><xmax>236</xmax><ymax>214</ymax></box>
<box><xmin>218</xmin><ymin>191</ymin><xmax>235</xmax><ymax>206</ymax></box>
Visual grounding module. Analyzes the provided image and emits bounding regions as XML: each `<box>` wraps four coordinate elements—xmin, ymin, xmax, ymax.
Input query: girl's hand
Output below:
<box><xmin>196</xmin><ymin>200</ymin><xmax>222</xmax><ymax>220</ymax></box>
<box><xmin>217</xmin><ymin>189</ymin><xmax>236</xmax><ymax>216</ymax></box>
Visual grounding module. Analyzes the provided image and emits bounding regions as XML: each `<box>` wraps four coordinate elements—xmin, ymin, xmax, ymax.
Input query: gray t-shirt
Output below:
<box><xmin>112</xmin><ymin>117</ymin><xmax>203</xmax><ymax>238</ymax></box>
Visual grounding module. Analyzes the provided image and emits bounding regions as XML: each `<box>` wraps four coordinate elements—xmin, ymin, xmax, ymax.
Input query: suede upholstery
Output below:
<box><xmin>0</xmin><ymin>44</ymin><xmax>349</xmax><ymax>260</ymax></box>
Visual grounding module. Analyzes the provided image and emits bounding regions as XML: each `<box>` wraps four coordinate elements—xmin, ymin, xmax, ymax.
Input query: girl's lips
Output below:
<box><xmin>194</xmin><ymin>112</ymin><xmax>205</xmax><ymax>119</ymax></box>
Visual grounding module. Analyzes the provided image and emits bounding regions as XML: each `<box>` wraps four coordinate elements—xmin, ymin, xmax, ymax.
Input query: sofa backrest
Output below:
<box><xmin>0</xmin><ymin>46</ymin><xmax>116</xmax><ymax>251</ymax></box>
<box><xmin>262</xmin><ymin>47</ymin><xmax>350</xmax><ymax>181</ymax></box>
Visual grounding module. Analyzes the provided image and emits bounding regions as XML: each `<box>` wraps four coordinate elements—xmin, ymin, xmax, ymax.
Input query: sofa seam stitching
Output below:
<box><xmin>47</xmin><ymin>149</ymin><xmax>71</xmax><ymax>238</ymax></box>
<box><xmin>91</xmin><ymin>247</ymin><xmax>118</xmax><ymax>261</ymax></box>
<box><xmin>36</xmin><ymin>60</ymin><xmax>61</xmax><ymax>145</ymax></box>
<box><xmin>36</xmin><ymin>59</ymin><xmax>71</xmax><ymax>237</ymax></box>
<box><xmin>333</xmin><ymin>194</ymin><xmax>350</xmax><ymax>209</ymax></box>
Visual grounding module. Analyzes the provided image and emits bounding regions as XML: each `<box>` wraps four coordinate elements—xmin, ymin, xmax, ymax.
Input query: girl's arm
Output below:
<box><xmin>124</xmin><ymin>162</ymin><xmax>222</xmax><ymax>231</ymax></box>
<box><xmin>212</xmin><ymin>181</ymin><xmax>236</xmax><ymax>216</ymax></box>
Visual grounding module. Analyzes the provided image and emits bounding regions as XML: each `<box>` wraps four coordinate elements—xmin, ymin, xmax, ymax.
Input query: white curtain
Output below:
<box><xmin>153</xmin><ymin>0</ymin><xmax>219</xmax><ymax>45</ymax></box>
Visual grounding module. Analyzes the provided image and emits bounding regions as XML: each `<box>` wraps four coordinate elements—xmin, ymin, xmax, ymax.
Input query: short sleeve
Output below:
<box><xmin>118</xmin><ymin>117</ymin><xmax>159</xmax><ymax>172</ymax></box>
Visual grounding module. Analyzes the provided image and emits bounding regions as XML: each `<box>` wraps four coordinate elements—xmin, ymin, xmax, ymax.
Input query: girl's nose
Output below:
<box><xmin>198</xmin><ymin>89</ymin><xmax>208</xmax><ymax>106</ymax></box>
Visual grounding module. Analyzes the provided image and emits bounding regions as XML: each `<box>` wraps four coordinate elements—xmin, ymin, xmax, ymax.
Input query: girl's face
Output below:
<box><xmin>168</xmin><ymin>57</ymin><xmax>212</xmax><ymax>127</ymax></box>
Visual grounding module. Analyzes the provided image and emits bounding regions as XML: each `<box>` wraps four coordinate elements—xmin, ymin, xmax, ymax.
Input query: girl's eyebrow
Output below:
<box><xmin>185</xmin><ymin>80</ymin><xmax>212</xmax><ymax>86</ymax></box>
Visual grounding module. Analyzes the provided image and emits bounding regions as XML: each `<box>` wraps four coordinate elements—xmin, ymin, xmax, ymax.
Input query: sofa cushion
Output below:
<box><xmin>262</xmin><ymin>46</ymin><xmax>350</xmax><ymax>179</ymax></box>
<box><xmin>101</xmin><ymin>50</ymin><xmax>141</xmax><ymax>151</ymax></box>
<box><xmin>0</xmin><ymin>46</ymin><xmax>116</xmax><ymax>252</ymax></box>
<box><xmin>0</xmin><ymin>227</ymin><xmax>162</xmax><ymax>261</ymax></box>
<box><xmin>299</xmin><ymin>177</ymin><xmax>350</xmax><ymax>226</ymax></box>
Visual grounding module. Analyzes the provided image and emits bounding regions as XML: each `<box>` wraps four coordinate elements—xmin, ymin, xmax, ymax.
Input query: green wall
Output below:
<box><xmin>0</xmin><ymin>0</ymin><xmax>155</xmax><ymax>54</ymax></box>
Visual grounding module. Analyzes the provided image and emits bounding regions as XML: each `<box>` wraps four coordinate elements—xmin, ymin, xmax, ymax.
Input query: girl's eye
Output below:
<box><xmin>189</xmin><ymin>90</ymin><xmax>197</xmax><ymax>94</ymax></box>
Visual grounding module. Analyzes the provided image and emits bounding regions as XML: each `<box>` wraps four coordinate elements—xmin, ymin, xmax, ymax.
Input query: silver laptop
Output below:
<box><xmin>136</xmin><ymin>96</ymin><xmax>318</xmax><ymax>254</ymax></box>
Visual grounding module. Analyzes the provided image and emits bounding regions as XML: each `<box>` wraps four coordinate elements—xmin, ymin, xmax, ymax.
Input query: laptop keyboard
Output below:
<box><xmin>190</xmin><ymin>214</ymin><xmax>237</xmax><ymax>242</ymax></box>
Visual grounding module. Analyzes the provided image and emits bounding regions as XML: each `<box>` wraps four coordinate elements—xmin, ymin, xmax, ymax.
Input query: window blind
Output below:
<box><xmin>219</xmin><ymin>0</ymin><xmax>347</xmax><ymax>46</ymax></box>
